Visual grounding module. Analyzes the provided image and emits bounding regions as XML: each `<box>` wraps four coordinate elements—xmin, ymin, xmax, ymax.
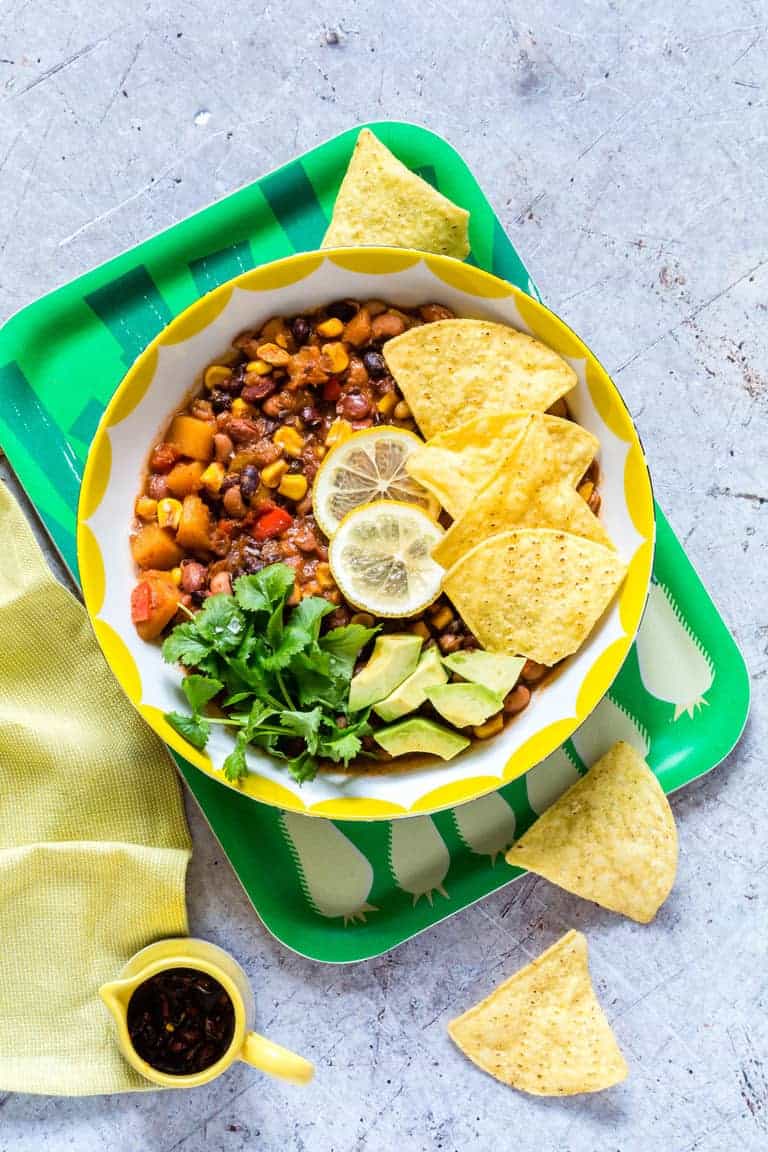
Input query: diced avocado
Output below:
<box><xmin>426</xmin><ymin>682</ymin><xmax>503</xmax><ymax>728</ymax></box>
<box><xmin>373</xmin><ymin>648</ymin><xmax>448</xmax><ymax>722</ymax></box>
<box><xmin>348</xmin><ymin>633</ymin><xmax>422</xmax><ymax>712</ymax></box>
<box><xmin>374</xmin><ymin>717</ymin><xmax>470</xmax><ymax>761</ymax></box>
<box><xmin>442</xmin><ymin>650</ymin><xmax>525</xmax><ymax>698</ymax></box>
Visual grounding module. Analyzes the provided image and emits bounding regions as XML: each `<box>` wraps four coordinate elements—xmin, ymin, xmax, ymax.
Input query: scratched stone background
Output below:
<box><xmin>0</xmin><ymin>1</ymin><xmax>766</xmax><ymax>1150</ymax></box>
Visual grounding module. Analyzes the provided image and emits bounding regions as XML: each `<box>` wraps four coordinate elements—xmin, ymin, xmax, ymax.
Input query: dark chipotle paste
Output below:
<box><xmin>126</xmin><ymin>967</ymin><xmax>235</xmax><ymax>1075</ymax></box>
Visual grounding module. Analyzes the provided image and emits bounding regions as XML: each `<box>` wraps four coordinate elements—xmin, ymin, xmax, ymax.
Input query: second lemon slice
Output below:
<box><xmin>329</xmin><ymin>503</ymin><xmax>445</xmax><ymax>617</ymax></box>
<box><xmin>313</xmin><ymin>426</ymin><xmax>440</xmax><ymax>538</ymax></box>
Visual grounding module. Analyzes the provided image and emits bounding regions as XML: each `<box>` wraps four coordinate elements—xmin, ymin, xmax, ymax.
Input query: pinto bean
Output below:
<box><xmin>522</xmin><ymin>659</ymin><xmax>548</xmax><ymax>684</ymax></box>
<box><xmin>371</xmin><ymin>312</ymin><xmax>406</xmax><ymax>340</ymax></box>
<box><xmin>228</xmin><ymin>417</ymin><xmax>265</xmax><ymax>444</ymax></box>
<box><xmin>209</xmin><ymin>571</ymin><xmax>232</xmax><ymax>596</ymax></box>
<box><xmin>504</xmin><ymin>684</ymin><xmax>531</xmax><ymax>715</ymax></box>
<box><xmin>148</xmin><ymin>474</ymin><xmax>170</xmax><ymax>500</ymax></box>
<box><xmin>339</xmin><ymin>392</ymin><xmax>371</xmax><ymax>420</ymax></box>
<box><xmin>180</xmin><ymin>561</ymin><xmax>208</xmax><ymax>594</ymax></box>
<box><xmin>419</xmin><ymin>303</ymin><xmax>455</xmax><ymax>322</ymax></box>
<box><xmin>213</xmin><ymin>433</ymin><xmax>233</xmax><ymax>463</ymax></box>
<box><xmin>345</xmin><ymin>355</ymin><xmax>369</xmax><ymax>389</ymax></box>
<box><xmin>223</xmin><ymin>485</ymin><xmax>246</xmax><ymax>518</ymax></box>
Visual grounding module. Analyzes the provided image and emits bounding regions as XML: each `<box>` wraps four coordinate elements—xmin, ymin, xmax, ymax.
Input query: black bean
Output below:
<box><xmin>326</xmin><ymin>299</ymin><xmax>357</xmax><ymax>323</ymax></box>
<box><xmin>240</xmin><ymin>464</ymin><xmax>259</xmax><ymax>500</ymax></box>
<box><xmin>299</xmin><ymin>404</ymin><xmax>323</xmax><ymax>427</ymax></box>
<box><xmin>209</xmin><ymin>389</ymin><xmax>232</xmax><ymax>414</ymax></box>
<box><xmin>362</xmin><ymin>349</ymin><xmax>386</xmax><ymax>378</ymax></box>
<box><xmin>291</xmin><ymin>316</ymin><xmax>310</xmax><ymax>343</ymax></box>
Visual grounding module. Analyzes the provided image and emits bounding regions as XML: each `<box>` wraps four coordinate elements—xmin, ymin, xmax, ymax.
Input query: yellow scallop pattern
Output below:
<box><xmin>78</xmin><ymin>247</ymin><xmax>655</xmax><ymax>821</ymax></box>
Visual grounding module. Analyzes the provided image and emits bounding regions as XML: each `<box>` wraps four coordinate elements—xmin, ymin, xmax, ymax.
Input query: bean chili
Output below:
<box><xmin>130</xmin><ymin>298</ymin><xmax>601</xmax><ymax>744</ymax></box>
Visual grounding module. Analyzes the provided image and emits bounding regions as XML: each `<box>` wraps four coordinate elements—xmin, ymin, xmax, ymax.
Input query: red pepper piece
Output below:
<box><xmin>130</xmin><ymin>581</ymin><xmax>152</xmax><ymax>623</ymax></box>
<box><xmin>322</xmin><ymin>377</ymin><xmax>341</xmax><ymax>403</ymax></box>
<box><xmin>254</xmin><ymin>507</ymin><xmax>293</xmax><ymax>540</ymax></box>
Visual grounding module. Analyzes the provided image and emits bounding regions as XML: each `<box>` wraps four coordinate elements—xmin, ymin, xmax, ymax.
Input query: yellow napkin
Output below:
<box><xmin>0</xmin><ymin>482</ymin><xmax>192</xmax><ymax>1095</ymax></box>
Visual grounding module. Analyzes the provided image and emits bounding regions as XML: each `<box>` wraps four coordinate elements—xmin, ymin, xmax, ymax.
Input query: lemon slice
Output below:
<box><xmin>313</xmin><ymin>426</ymin><xmax>440</xmax><ymax>538</ymax></box>
<box><xmin>329</xmin><ymin>502</ymin><xmax>445</xmax><ymax>617</ymax></box>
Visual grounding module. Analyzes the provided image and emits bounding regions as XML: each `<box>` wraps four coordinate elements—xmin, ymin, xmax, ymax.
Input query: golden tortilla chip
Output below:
<box><xmin>432</xmin><ymin>418</ymin><xmax>612</xmax><ymax>568</ymax></box>
<box><xmin>506</xmin><ymin>742</ymin><xmax>677</xmax><ymax>923</ymax></box>
<box><xmin>383</xmin><ymin>320</ymin><xmax>577</xmax><ymax>439</ymax></box>
<box><xmin>442</xmin><ymin>529</ymin><xmax>627</xmax><ymax>665</ymax></box>
<box><xmin>448</xmin><ymin>930</ymin><xmax>628</xmax><ymax>1095</ymax></box>
<box><xmin>407</xmin><ymin>411</ymin><xmax>598</xmax><ymax>520</ymax></box>
<box><xmin>321</xmin><ymin>129</ymin><xmax>469</xmax><ymax>258</ymax></box>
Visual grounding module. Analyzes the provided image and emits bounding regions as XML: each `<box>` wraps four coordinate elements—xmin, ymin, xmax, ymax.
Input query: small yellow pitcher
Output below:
<box><xmin>99</xmin><ymin>937</ymin><xmax>314</xmax><ymax>1089</ymax></box>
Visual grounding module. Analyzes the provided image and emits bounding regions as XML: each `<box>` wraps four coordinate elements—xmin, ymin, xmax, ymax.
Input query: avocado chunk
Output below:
<box><xmin>426</xmin><ymin>682</ymin><xmax>503</xmax><ymax>728</ymax></box>
<box><xmin>374</xmin><ymin>717</ymin><xmax>470</xmax><ymax>761</ymax></box>
<box><xmin>442</xmin><ymin>650</ymin><xmax>525</xmax><ymax>698</ymax></box>
<box><xmin>348</xmin><ymin>633</ymin><xmax>422</xmax><ymax>712</ymax></box>
<box><xmin>373</xmin><ymin>648</ymin><xmax>448</xmax><ymax>722</ymax></box>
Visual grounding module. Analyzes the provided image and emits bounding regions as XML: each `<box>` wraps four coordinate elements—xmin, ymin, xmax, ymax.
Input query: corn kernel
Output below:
<box><xmin>274</xmin><ymin>426</ymin><xmax>305</xmax><ymax>458</ymax></box>
<box><xmin>246</xmin><ymin>359</ymin><xmax>272</xmax><ymax>376</ymax></box>
<box><xmin>135</xmin><ymin>496</ymin><xmax>158</xmax><ymax>522</ymax></box>
<box><xmin>410</xmin><ymin>620</ymin><xmax>431</xmax><ymax>639</ymax></box>
<box><xmin>394</xmin><ymin>400</ymin><xmax>411</xmax><ymax>420</ymax></box>
<box><xmin>278</xmin><ymin>473</ymin><xmax>308</xmax><ymax>501</ymax></box>
<box><xmin>157</xmin><ymin>498</ymin><xmax>182</xmax><ymax>531</ymax></box>
<box><xmin>316</xmin><ymin>445</ymin><xmax>326</xmax><ymax>459</ymax></box>
<box><xmin>256</xmin><ymin>342</ymin><xmax>290</xmax><ymax>366</ymax></box>
<box><xmin>430</xmin><ymin>605</ymin><xmax>453</xmax><ymax>631</ymax></box>
<box><xmin>231</xmin><ymin>397</ymin><xmax>250</xmax><ymax>417</ymax></box>
<box><xmin>350</xmin><ymin>612</ymin><xmax>375</xmax><ymax>628</ymax></box>
<box><xmin>322</xmin><ymin>341</ymin><xmax>349</xmax><ymax>373</ymax></box>
<box><xmin>315</xmin><ymin>562</ymin><xmax>335</xmax><ymax>589</ymax></box>
<box><xmin>204</xmin><ymin>364</ymin><xmax>232</xmax><ymax>389</ymax></box>
<box><xmin>376</xmin><ymin>392</ymin><xmax>398</xmax><ymax>416</ymax></box>
<box><xmin>170</xmin><ymin>566</ymin><xmax>182</xmax><ymax>586</ymax></box>
<box><xmin>578</xmin><ymin>480</ymin><xmax>594</xmax><ymax>502</ymax></box>
<box><xmin>200</xmin><ymin>461</ymin><xmax>226</xmax><ymax>494</ymax></box>
<box><xmin>275</xmin><ymin>332</ymin><xmax>289</xmax><ymax>349</ymax></box>
<box><xmin>317</xmin><ymin>316</ymin><xmax>344</xmax><ymax>338</ymax></box>
<box><xmin>261</xmin><ymin>459</ymin><xmax>289</xmax><ymax>488</ymax></box>
<box><xmin>326</xmin><ymin>418</ymin><xmax>352</xmax><ymax>449</ymax></box>
<box><xmin>473</xmin><ymin>714</ymin><xmax>504</xmax><ymax>740</ymax></box>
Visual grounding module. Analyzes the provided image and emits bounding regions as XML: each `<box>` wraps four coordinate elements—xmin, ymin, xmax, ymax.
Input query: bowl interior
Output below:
<box><xmin>78</xmin><ymin>249</ymin><xmax>654</xmax><ymax>820</ymax></box>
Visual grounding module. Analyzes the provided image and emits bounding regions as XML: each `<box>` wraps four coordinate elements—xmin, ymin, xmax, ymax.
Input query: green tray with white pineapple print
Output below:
<box><xmin>0</xmin><ymin>122</ymin><xmax>749</xmax><ymax>962</ymax></box>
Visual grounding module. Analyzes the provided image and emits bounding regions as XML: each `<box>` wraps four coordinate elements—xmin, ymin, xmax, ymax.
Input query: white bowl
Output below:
<box><xmin>78</xmin><ymin>248</ymin><xmax>655</xmax><ymax>820</ymax></box>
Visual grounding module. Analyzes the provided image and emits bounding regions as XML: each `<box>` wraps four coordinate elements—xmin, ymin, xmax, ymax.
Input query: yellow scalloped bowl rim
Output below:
<box><xmin>78</xmin><ymin>247</ymin><xmax>654</xmax><ymax>821</ymax></box>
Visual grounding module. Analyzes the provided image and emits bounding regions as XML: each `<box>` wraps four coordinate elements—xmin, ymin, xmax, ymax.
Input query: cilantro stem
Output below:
<box><xmin>276</xmin><ymin>671</ymin><xmax>295</xmax><ymax>709</ymax></box>
<box><xmin>204</xmin><ymin>716</ymin><xmax>243</xmax><ymax>727</ymax></box>
<box><xmin>176</xmin><ymin>601</ymin><xmax>196</xmax><ymax>620</ymax></box>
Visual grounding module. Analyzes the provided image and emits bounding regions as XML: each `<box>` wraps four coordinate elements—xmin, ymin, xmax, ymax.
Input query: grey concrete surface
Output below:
<box><xmin>1</xmin><ymin>1</ymin><xmax>766</xmax><ymax>1149</ymax></box>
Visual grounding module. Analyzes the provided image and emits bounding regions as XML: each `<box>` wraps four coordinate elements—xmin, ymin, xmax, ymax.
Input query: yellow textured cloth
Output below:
<box><xmin>0</xmin><ymin>483</ymin><xmax>191</xmax><ymax>1095</ymax></box>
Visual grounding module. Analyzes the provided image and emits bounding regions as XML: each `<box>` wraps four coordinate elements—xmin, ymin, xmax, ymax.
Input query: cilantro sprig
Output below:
<box><xmin>162</xmin><ymin>564</ymin><xmax>378</xmax><ymax>784</ymax></box>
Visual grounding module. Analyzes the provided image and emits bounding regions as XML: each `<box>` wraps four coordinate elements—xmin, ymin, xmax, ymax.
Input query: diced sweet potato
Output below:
<box><xmin>166</xmin><ymin>460</ymin><xmax>205</xmax><ymax>498</ymax></box>
<box><xmin>133</xmin><ymin>573</ymin><xmax>181</xmax><ymax>641</ymax></box>
<box><xmin>175</xmin><ymin>495</ymin><xmax>211</xmax><ymax>552</ymax></box>
<box><xmin>130</xmin><ymin>523</ymin><xmax>183</xmax><ymax>570</ymax></box>
<box><xmin>167</xmin><ymin>415</ymin><xmax>215</xmax><ymax>461</ymax></box>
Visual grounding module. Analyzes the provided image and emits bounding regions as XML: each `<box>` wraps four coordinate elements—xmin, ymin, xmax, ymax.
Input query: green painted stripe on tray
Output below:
<box><xmin>491</xmin><ymin>218</ymin><xmax>532</xmax><ymax>291</ymax></box>
<box><xmin>85</xmin><ymin>266</ymin><xmax>174</xmax><ymax>365</ymax></box>
<box><xmin>189</xmin><ymin>240</ymin><xmax>254</xmax><ymax>295</ymax></box>
<box><xmin>0</xmin><ymin>361</ymin><xmax>82</xmax><ymax>511</ymax></box>
<box><xmin>69</xmin><ymin>396</ymin><xmax>105</xmax><ymax>448</ymax></box>
<box><xmin>260</xmin><ymin>161</ymin><xmax>328</xmax><ymax>251</ymax></box>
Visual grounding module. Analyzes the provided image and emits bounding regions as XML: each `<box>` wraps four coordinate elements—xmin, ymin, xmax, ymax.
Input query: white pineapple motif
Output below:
<box><xmin>572</xmin><ymin>693</ymin><xmax>649</xmax><ymax>768</ymax></box>
<box><xmin>388</xmin><ymin>816</ymin><xmax>450</xmax><ymax>906</ymax></box>
<box><xmin>451</xmin><ymin>793</ymin><xmax>516</xmax><ymax>866</ymax></box>
<box><xmin>525</xmin><ymin>747</ymin><xmax>581</xmax><ymax>815</ymax></box>
<box><xmin>636</xmin><ymin>582</ymin><xmax>714</xmax><ymax>720</ymax></box>
<box><xmin>280</xmin><ymin>812</ymin><xmax>377</xmax><ymax>925</ymax></box>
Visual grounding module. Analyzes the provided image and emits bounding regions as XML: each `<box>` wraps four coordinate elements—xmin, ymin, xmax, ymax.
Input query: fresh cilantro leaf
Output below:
<box><xmin>242</xmin><ymin>700</ymin><xmax>280</xmax><ymax>738</ymax></box>
<box><xmin>223</xmin><ymin>737</ymin><xmax>249</xmax><ymax>783</ymax></box>
<box><xmin>162</xmin><ymin>623</ymin><xmax>212</xmax><ymax>668</ymax></box>
<box><xmin>320</xmin><ymin>623</ymin><xmax>379</xmax><ymax>680</ymax></box>
<box><xmin>287</xmin><ymin>597</ymin><xmax>336</xmax><ymax>646</ymax></box>
<box><xmin>289</xmin><ymin>652</ymin><xmax>347</xmax><ymax>710</ymax></box>
<box><xmin>279</xmin><ymin>707</ymin><xmax>323</xmax><ymax>754</ymax></box>
<box><xmin>287</xmin><ymin>750</ymin><xmax>318</xmax><ymax>783</ymax></box>
<box><xmin>320</xmin><ymin>729</ymin><xmax>363</xmax><ymax>765</ymax></box>
<box><xmin>194</xmin><ymin>595</ymin><xmax>246</xmax><ymax>652</ymax></box>
<box><xmin>182</xmin><ymin>674</ymin><xmax>223</xmax><ymax>714</ymax></box>
<box><xmin>234</xmin><ymin>564</ymin><xmax>295</xmax><ymax>615</ymax></box>
<box><xmin>222</xmin><ymin>691</ymin><xmax>252</xmax><ymax>707</ymax></box>
<box><xmin>166</xmin><ymin>711</ymin><xmax>210</xmax><ymax>750</ymax></box>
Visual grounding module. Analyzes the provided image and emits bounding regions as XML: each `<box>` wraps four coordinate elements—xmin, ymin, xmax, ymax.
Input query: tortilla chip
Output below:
<box><xmin>432</xmin><ymin>419</ymin><xmax>612</xmax><ymax>568</ymax></box>
<box><xmin>321</xmin><ymin>129</ymin><xmax>469</xmax><ymax>258</ymax></box>
<box><xmin>383</xmin><ymin>320</ymin><xmax>577</xmax><ymax>439</ymax></box>
<box><xmin>448</xmin><ymin>930</ymin><xmax>628</xmax><ymax>1095</ymax></box>
<box><xmin>407</xmin><ymin>412</ymin><xmax>598</xmax><ymax>519</ymax></box>
<box><xmin>506</xmin><ymin>742</ymin><xmax>677</xmax><ymax>923</ymax></box>
<box><xmin>442</xmin><ymin>529</ymin><xmax>627</xmax><ymax>665</ymax></box>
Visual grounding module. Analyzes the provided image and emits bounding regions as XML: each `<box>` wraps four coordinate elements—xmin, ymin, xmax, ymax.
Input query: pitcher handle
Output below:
<box><xmin>240</xmin><ymin>1031</ymin><xmax>314</xmax><ymax>1084</ymax></box>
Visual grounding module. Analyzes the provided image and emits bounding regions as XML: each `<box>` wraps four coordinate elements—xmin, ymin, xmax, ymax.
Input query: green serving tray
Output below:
<box><xmin>0</xmin><ymin>122</ymin><xmax>749</xmax><ymax>963</ymax></box>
